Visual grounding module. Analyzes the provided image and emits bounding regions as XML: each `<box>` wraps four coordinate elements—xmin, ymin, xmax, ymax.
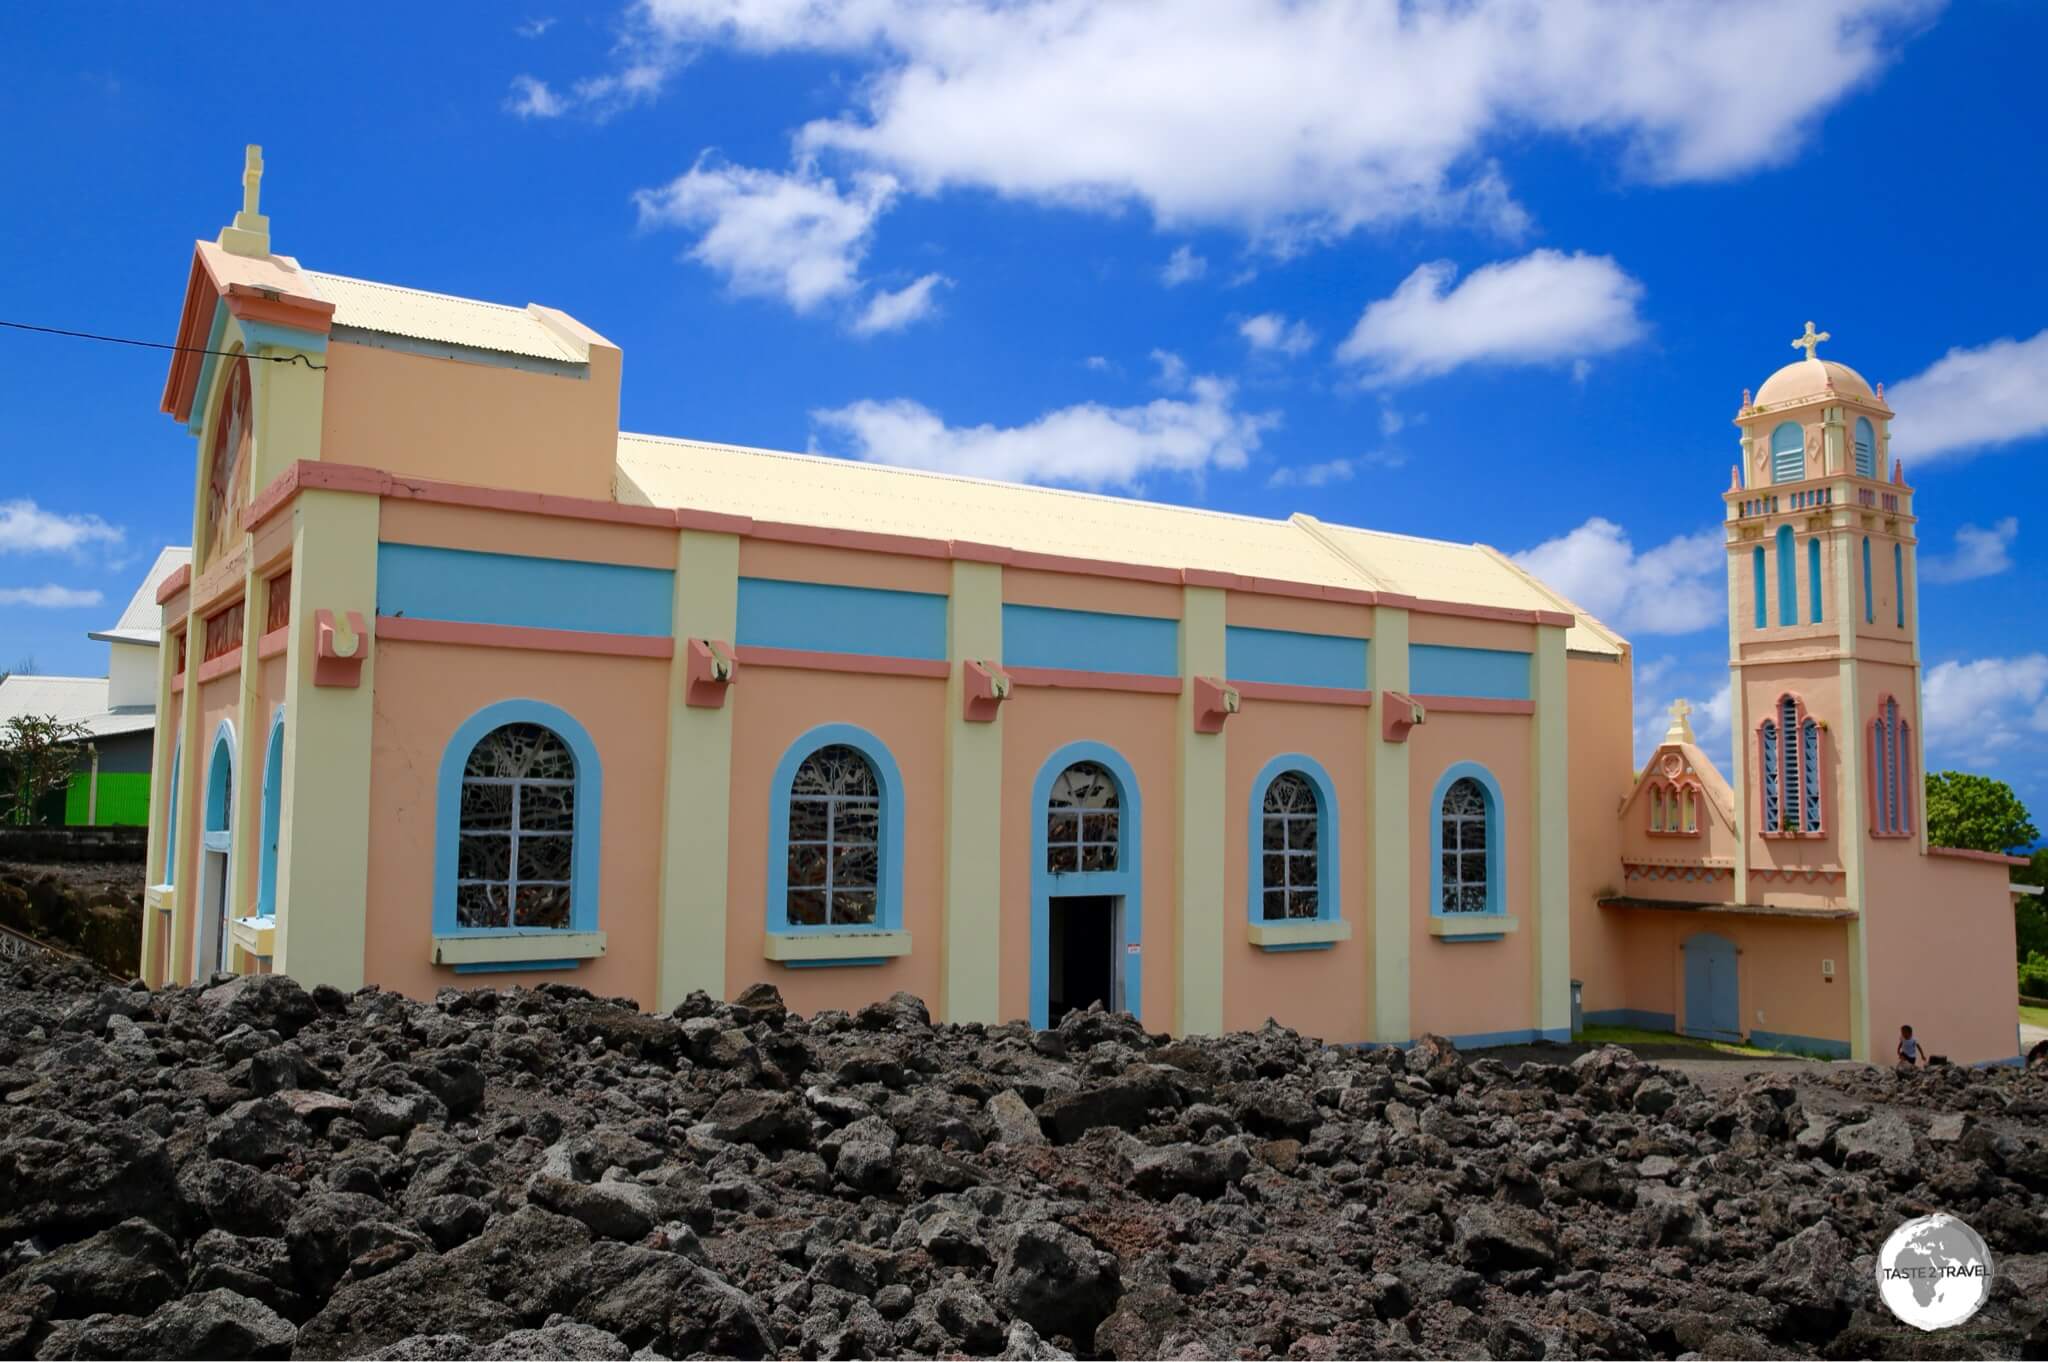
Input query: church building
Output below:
<box><xmin>137</xmin><ymin>149</ymin><xmax>2021</xmax><ymax>1064</ymax></box>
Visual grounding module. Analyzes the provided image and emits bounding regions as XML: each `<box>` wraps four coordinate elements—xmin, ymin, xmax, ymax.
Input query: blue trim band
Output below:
<box><xmin>377</xmin><ymin>543</ymin><xmax>674</xmax><ymax>637</ymax></box>
<box><xmin>1245</xmin><ymin>753</ymin><xmax>1341</xmax><ymax>938</ymax></box>
<box><xmin>737</xmin><ymin>578</ymin><xmax>946</xmax><ymax>660</ymax></box>
<box><xmin>1003</xmin><ymin>604</ymin><xmax>1178</xmax><ymax>677</ymax></box>
<box><xmin>1030</xmin><ymin>741</ymin><xmax>1143</xmax><ymax>1028</ymax></box>
<box><xmin>783</xmin><ymin>957</ymin><xmax>889</xmax><ymax>969</ymax></box>
<box><xmin>1749</xmin><ymin>1029</ymin><xmax>1851</xmax><ymax>1059</ymax></box>
<box><xmin>185</xmin><ymin>301</ymin><xmax>231</xmax><ymax>436</ymax></box>
<box><xmin>1224</xmin><ymin>626</ymin><xmax>1368</xmax><ymax>690</ymax></box>
<box><xmin>1410</xmin><ymin>645</ymin><xmax>1530</xmax><ymax>701</ymax></box>
<box><xmin>766</xmin><ymin>724</ymin><xmax>907</xmax><ymax>942</ymax></box>
<box><xmin>454</xmin><ymin>959</ymin><xmax>583</xmax><ymax>974</ymax></box>
<box><xmin>433</xmin><ymin>699</ymin><xmax>603</xmax><ymax>943</ymax></box>
<box><xmin>1427</xmin><ymin>760</ymin><xmax>1505</xmax><ymax>921</ymax></box>
<box><xmin>1584</xmin><ymin>1008</ymin><xmax>1677</xmax><ymax>1032</ymax></box>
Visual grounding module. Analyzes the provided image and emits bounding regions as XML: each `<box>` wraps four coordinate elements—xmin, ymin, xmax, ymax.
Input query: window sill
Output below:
<box><xmin>229</xmin><ymin>915</ymin><xmax>276</xmax><ymax>958</ymax></box>
<box><xmin>1429</xmin><ymin>914</ymin><xmax>1518</xmax><ymax>941</ymax></box>
<box><xmin>432</xmin><ymin>930</ymin><xmax>607</xmax><ymax>968</ymax></box>
<box><xmin>1247</xmin><ymin>919</ymin><xmax>1351</xmax><ymax>952</ymax></box>
<box><xmin>145</xmin><ymin>885</ymin><xmax>175</xmax><ymax>914</ymax></box>
<box><xmin>765</xmin><ymin>930</ymin><xmax>912</xmax><ymax>967</ymax></box>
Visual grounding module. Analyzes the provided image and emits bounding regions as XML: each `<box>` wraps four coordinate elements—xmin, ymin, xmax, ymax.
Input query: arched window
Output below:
<box><xmin>162</xmin><ymin>744</ymin><xmax>181</xmax><ymax>885</ymax></box>
<box><xmin>786</xmin><ymin>744</ymin><xmax>882</xmax><ymax>926</ymax></box>
<box><xmin>455</xmin><ymin>722</ymin><xmax>577</xmax><ymax>929</ymax></box>
<box><xmin>1776</xmin><ymin>524</ymin><xmax>1797</xmax><ymax>626</ymax></box>
<box><xmin>202</xmin><ymin>356</ymin><xmax>252</xmax><ymax>568</ymax></box>
<box><xmin>1894</xmin><ymin>543</ymin><xmax>1906</xmax><ymax>628</ymax></box>
<box><xmin>257</xmin><ymin>709</ymin><xmax>285</xmax><ymax>918</ymax></box>
<box><xmin>1759</xmin><ymin>694</ymin><xmax>1823</xmax><ymax>834</ymax></box>
<box><xmin>1435</xmin><ymin>771</ymin><xmax>1499</xmax><ymax>914</ymax></box>
<box><xmin>1871</xmin><ymin>696</ymin><xmax>1916</xmax><ymax>836</ymax></box>
<box><xmin>1771</xmin><ymin>422</ymin><xmax>1804</xmax><ymax>484</ymax></box>
<box><xmin>1046</xmin><ymin>760</ymin><xmax>1119</xmax><ymax>874</ymax></box>
<box><xmin>1854</xmin><ymin>417</ymin><xmax>1876</xmax><ymax>478</ymax></box>
<box><xmin>1259</xmin><ymin>770</ymin><xmax>1320</xmax><ymax>920</ymax></box>
<box><xmin>1862</xmin><ymin>536</ymin><xmax>1874</xmax><ymax>624</ymax></box>
<box><xmin>1682</xmin><ymin>788</ymin><xmax>1698</xmax><ymax>833</ymax></box>
<box><xmin>1807</xmin><ymin>537</ymin><xmax>1823</xmax><ymax>623</ymax></box>
<box><xmin>1752</xmin><ymin>545</ymin><xmax>1767</xmax><ymax>629</ymax></box>
<box><xmin>1650</xmin><ymin>785</ymin><xmax>1665</xmax><ymax>832</ymax></box>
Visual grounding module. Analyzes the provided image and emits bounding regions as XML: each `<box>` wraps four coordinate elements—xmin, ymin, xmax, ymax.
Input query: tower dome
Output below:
<box><xmin>1755</xmin><ymin>356</ymin><xmax>1876</xmax><ymax>407</ymax></box>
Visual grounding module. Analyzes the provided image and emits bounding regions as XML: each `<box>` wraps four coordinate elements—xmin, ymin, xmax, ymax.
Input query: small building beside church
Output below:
<box><xmin>138</xmin><ymin>149</ymin><xmax>2020</xmax><ymax>1064</ymax></box>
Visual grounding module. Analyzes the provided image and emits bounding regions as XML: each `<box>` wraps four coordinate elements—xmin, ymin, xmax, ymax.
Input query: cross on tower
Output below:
<box><xmin>1663</xmin><ymin>697</ymin><xmax>1695</xmax><ymax>743</ymax></box>
<box><xmin>1791</xmin><ymin>320</ymin><xmax>1830</xmax><ymax>361</ymax></box>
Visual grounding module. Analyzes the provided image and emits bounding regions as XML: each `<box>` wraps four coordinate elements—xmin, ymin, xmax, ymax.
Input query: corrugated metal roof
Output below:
<box><xmin>92</xmin><ymin>546</ymin><xmax>191</xmax><ymax>646</ymax></box>
<box><xmin>306</xmin><ymin>272</ymin><xmax>587</xmax><ymax>364</ymax></box>
<box><xmin>0</xmin><ymin>675</ymin><xmax>152</xmax><ymax>738</ymax></box>
<box><xmin>614</xmin><ymin>434</ymin><xmax>1624</xmax><ymax>654</ymax></box>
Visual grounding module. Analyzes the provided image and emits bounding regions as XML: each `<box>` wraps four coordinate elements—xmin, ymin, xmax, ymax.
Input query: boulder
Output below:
<box><xmin>993</xmin><ymin>1220</ymin><xmax>1122</xmax><ymax>1347</ymax></box>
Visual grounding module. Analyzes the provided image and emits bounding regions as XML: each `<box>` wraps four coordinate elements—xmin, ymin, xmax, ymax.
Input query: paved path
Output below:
<box><xmin>2023</xmin><ymin>1022</ymin><xmax>2048</xmax><ymax>1053</ymax></box>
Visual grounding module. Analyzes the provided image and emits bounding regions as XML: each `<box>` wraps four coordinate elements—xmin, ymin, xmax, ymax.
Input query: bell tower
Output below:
<box><xmin>1722</xmin><ymin>324</ymin><xmax>1922</xmax><ymax>1057</ymax></box>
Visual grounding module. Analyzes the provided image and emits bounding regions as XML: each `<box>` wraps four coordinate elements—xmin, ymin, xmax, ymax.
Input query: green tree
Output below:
<box><xmin>1923</xmin><ymin>770</ymin><xmax>2038</xmax><ymax>854</ymax></box>
<box><xmin>0</xmin><ymin>714</ymin><xmax>90</xmax><ymax>826</ymax></box>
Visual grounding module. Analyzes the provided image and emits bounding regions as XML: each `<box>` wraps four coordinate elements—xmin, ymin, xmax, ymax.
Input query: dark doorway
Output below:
<box><xmin>1049</xmin><ymin>895</ymin><xmax>1117</xmax><ymax>1023</ymax></box>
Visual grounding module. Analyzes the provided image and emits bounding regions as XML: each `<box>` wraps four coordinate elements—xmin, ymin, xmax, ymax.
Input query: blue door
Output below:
<box><xmin>1683</xmin><ymin>933</ymin><xmax>1740</xmax><ymax>1041</ymax></box>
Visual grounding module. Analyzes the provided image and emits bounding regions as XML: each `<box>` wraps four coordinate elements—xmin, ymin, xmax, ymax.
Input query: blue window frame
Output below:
<box><xmin>1029</xmin><ymin>741</ymin><xmax>1142</xmax><ymax>1027</ymax></box>
<box><xmin>1854</xmin><ymin>417</ymin><xmax>1876</xmax><ymax>478</ymax></box>
<box><xmin>1775</xmin><ymin>525</ymin><xmax>1797</xmax><ymax>626</ymax></box>
<box><xmin>1752</xmin><ymin>546</ymin><xmax>1766</xmax><ymax>629</ymax></box>
<box><xmin>1894</xmin><ymin>543</ymin><xmax>1906</xmax><ymax>628</ymax></box>
<box><xmin>257</xmin><ymin>707</ymin><xmax>284</xmax><ymax>918</ymax></box>
<box><xmin>1806</xmin><ymin>537</ymin><xmax>1823</xmax><ymax>623</ymax></box>
<box><xmin>1862</xmin><ymin>536</ymin><xmax>1874</xmax><ymax>624</ymax></box>
<box><xmin>768</xmin><ymin>723</ymin><xmax>905</xmax><ymax>940</ymax></box>
<box><xmin>203</xmin><ymin>721</ymin><xmax>235</xmax><ymax>847</ymax></box>
<box><xmin>1247</xmin><ymin>754</ymin><xmax>1340</xmax><ymax>945</ymax></box>
<box><xmin>162</xmin><ymin>743</ymin><xmax>181</xmax><ymax>885</ymax></box>
<box><xmin>1771</xmin><ymin>422</ymin><xmax>1804</xmax><ymax>484</ymax></box>
<box><xmin>433</xmin><ymin>700</ymin><xmax>603</xmax><ymax>941</ymax></box>
<box><xmin>1429</xmin><ymin>762</ymin><xmax>1504</xmax><ymax>932</ymax></box>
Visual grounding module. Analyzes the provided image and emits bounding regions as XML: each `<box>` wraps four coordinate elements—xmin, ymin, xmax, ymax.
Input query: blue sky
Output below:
<box><xmin>3</xmin><ymin>0</ymin><xmax>2044</xmax><ymax>810</ymax></box>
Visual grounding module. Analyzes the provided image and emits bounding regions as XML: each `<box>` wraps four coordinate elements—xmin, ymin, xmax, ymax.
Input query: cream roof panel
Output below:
<box><xmin>306</xmin><ymin>272</ymin><xmax>587</xmax><ymax>364</ymax></box>
<box><xmin>616</xmin><ymin>435</ymin><xmax>1377</xmax><ymax>592</ymax></box>
<box><xmin>94</xmin><ymin>546</ymin><xmax>191</xmax><ymax>644</ymax></box>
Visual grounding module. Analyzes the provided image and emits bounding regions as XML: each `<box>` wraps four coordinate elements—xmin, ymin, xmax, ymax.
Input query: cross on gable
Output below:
<box><xmin>1791</xmin><ymin>320</ymin><xmax>1830</xmax><ymax>361</ymax></box>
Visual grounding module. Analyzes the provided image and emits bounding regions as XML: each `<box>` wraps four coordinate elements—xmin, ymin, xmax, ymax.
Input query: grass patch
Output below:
<box><xmin>1577</xmin><ymin>1023</ymin><xmax>1818</xmax><ymax>1061</ymax></box>
<box><xmin>2020</xmin><ymin>1004</ymin><xmax>2048</xmax><ymax>1030</ymax></box>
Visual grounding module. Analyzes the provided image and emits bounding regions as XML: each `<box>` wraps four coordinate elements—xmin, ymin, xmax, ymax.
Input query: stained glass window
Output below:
<box><xmin>1760</xmin><ymin>718</ymin><xmax>1780</xmax><ymax>831</ymax></box>
<box><xmin>204</xmin><ymin>357</ymin><xmax>251</xmax><ymax>568</ymax></box>
<box><xmin>455</xmin><ymin>723</ymin><xmax>576</xmax><ymax>930</ymax></box>
<box><xmin>787</xmin><ymin>744</ymin><xmax>880</xmax><ymax>927</ymax></box>
<box><xmin>1046</xmin><ymin>761</ymin><xmax>1119</xmax><ymax>874</ymax></box>
<box><xmin>1260</xmin><ymin>771</ymin><xmax>1320</xmax><ymax>920</ymax></box>
<box><xmin>1872</xmin><ymin>697</ymin><xmax>1915</xmax><ymax>836</ymax></box>
<box><xmin>1439</xmin><ymin>777</ymin><xmax>1491</xmax><ymax>913</ymax></box>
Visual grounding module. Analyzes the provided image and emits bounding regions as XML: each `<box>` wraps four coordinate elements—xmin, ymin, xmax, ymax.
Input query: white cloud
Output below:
<box><xmin>0</xmin><ymin>501</ymin><xmax>124</xmax><ymax>556</ymax></box>
<box><xmin>517</xmin><ymin>16</ymin><xmax>557</xmax><ymax>37</ymax></box>
<box><xmin>600</xmin><ymin>0</ymin><xmax>1930</xmax><ymax>246</ymax></box>
<box><xmin>852</xmin><ymin>272</ymin><xmax>950</xmax><ymax>335</ymax></box>
<box><xmin>1512</xmin><ymin>516</ymin><xmax>1723</xmax><ymax>637</ymax></box>
<box><xmin>1921</xmin><ymin>517</ymin><xmax>2017</xmax><ymax>584</ymax></box>
<box><xmin>1239</xmin><ymin>312</ymin><xmax>1317</xmax><ymax>358</ymax></box>
<box><xmin>1148</xmin><ymin>349</ymin><xmax>1188</xmax><ymax>390</ymax></box>
<box><xmin>811</xmin><ymin>374</ymin><xmax>1278</xmax><ymax>490</ymax></box>
<box><xmin>1887</xmin><ymin>329</ymin><xmax>2048</xmax><ymax>464</ymax></box>
<box><xmin>0</xmin><ymin>585</ymin><xmax>103</xmax><ymax>609</ymax></box>
<box><xmin>1084</xmin><ymin>355</ymin><xmax>1112</xmax><ymax>372</ymax></box>
<box><xmin>1631</xmin><ymin>660</ymin><xmax>1732</xmax><ymax>766</ymax></box>
<box><xmin>1268</xmin><ymin>459</ymin><xmax>1355</xmax><ymax>489</ymax></box>
<box><xmin>1922</xmin><ymin>654</ymin><xmax>2048</xmax><ymax>769</ymax></box>
<box><xmin>505</xmin><ymin>74</ymin><xmax>568</xmax><ymax>118</ymax></box>
<box><xmin>1337</xmin><ymin>251</ymin><xmax>1647</xmax><ymax>385</ymax></box>
<box><xmin>1160</xmin><ymin>245</ymin><xmax>1207</xmax><ymax>286</ymax></box>
<box><xmin>634</xmin><ymin>160</ymin><xmax>899</xmax><ymax>312</ymax></box>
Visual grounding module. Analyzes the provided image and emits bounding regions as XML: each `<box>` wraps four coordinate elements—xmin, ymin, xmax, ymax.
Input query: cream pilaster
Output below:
<box><xmin>1369</xmin><ymin>605</ymin><xmax>1411</xmax><ymax>1043</ymax></box>
<box><xmin>228</xmin><ymin>560</ymin><xmax>266</xmax><ymax>970</ymax></box>
<box><xmin>1528</xmin><ymin>624</ymin><xmax>1571</xmax><ymax>1038</ymax></box>
<box><xmin>655</xmin><ymin>530</ymin><xmax>740</xmax><ymax>1011</ymax></box>
<box><xmin>272</xmin><ymin>489</ymin><xmax>378</xmax><ymax>990</ymax></box>
<box><xmin>1174</xmin><ymin>586</ymin><xmax>1226</xmax><ymax>1035</ymax></box>
<box><xmin>941</xmin><ymin>560</ymin><xmax>1005</xmax><ymax>1025</ymax></box>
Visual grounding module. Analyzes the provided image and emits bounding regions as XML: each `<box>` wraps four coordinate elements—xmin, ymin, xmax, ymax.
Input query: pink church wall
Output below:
<box><xmin>1222</xmin><ymin>699</ymin><xmax>1372</xmax><ymax>1043</ymax></box>
<box><xmin>319</xmin><ymin>338</ymin><xmax>621</xmax><ymax>502</ymax></box>
<box><xmin>1407</xmin><ymin>613</ymin><xmax>1536</xmax><ymax>653</ymax></box>
<box><xmin>724</xmin><ymin>668</ymin><xmax>948</xmax><ymax>1017</ymax></box>
<box><xmin>999</xmin><ymin>687</ymin><xmax>1179</xmax><ymax>1032</ymax></box>
<box><xmin>363</xmin><ymin>639</ymin><xmax>671</xmax><ymax>1006</ymax></box>
<box><xmin>1600</xmin><ymin>908</ymin><xmax>1850</xmax><ymax>1047</ymax></box>
<box><xmin>1567</xmin><ymin>653</ymin><xmax>1635</xmax><ymax>1018</ymax></box>
<box><xmin>1863</xmin><ymin>846</ymin><xmax>2020</xmax><ymax>1064</ymax></box>
<box><xmin>380</xmin><ymin>499</ymin><xmax>677</xmax><ymax>570</ymax></box>
<box><xmin>741</xmin><ymin>539</ymin><xmax>952</xmax><ymax>596</ymax></box>
<box><xmin>1405</xmin><ymin>711</ymin><xmax>1534</xmax><ymax>1039</ymax></box>
<box><xmin>1004</xmin><ymin>567</ymin><xmax>1182</xmax><ymax>620</ymax></box>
